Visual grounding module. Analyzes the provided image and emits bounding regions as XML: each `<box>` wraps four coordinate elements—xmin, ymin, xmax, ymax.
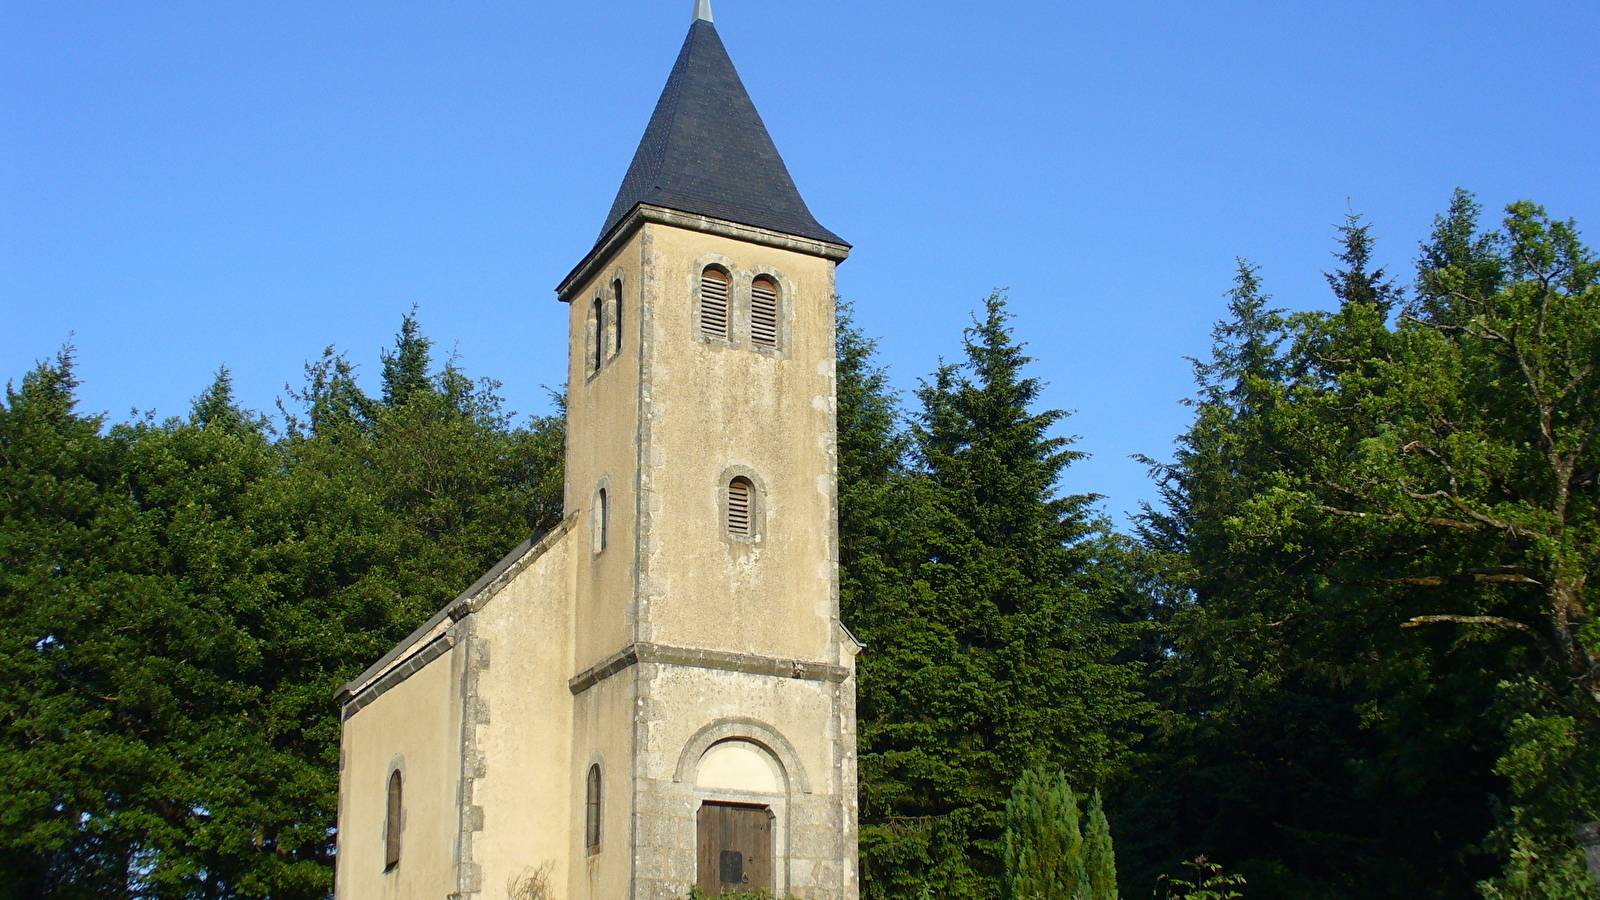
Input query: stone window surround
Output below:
<box><xmin>718</xmin><ymin>466</ymin><xmax>766</xmax><ymax>545</ymax></box>
<box><xmin>690</xmin><ymin>253</ymin><xmax>792</xmax><ymax>357</ymax></box>
<box><xmin>585</xmin><ymin>756</ymin><xmax>605</xmax><ymax>856</ymax></box>
<box><xmin>608</xmin><ymin>267</ymin><xmax>626</xmax><ymax>360</ymax></box>
<box><xmin>592</xmin><ymin>477</ymin><xmax>612</xmax><ymax>557</ymax></box>
<box><xmin>584</xmin><ymin>266</ymin><xmax>628</xmax><ymax>383</ymax></box>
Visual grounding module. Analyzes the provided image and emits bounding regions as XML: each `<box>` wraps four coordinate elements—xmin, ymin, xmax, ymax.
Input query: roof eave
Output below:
<box><xmin>555</xmin><ymin>203</ymin><xmax>850</xmax><ymax>302</ymax></box>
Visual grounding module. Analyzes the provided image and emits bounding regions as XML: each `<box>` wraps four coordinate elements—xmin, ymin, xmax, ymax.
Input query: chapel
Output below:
<box><xmin>331</xmin><ymin>4</ymin><xmax>861</xmax><ymax>899</ymax></box>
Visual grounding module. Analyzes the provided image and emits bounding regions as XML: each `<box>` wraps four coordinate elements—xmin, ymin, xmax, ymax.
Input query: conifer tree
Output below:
<box><xmin>0</xmin><ymin>350</ymin><xmax>125</xmax><ymax>897</ymax></box>
<box><xmin>1004</xmin><ymin>770</ymin><xmax>1084</xmax><ymax>900</ymax></box>
<box><xmin>1128</xmin><ymin>196</ymin><xmax>1600</xmax><ymax>899</ymax></box>
<box><xmin>836</xmin><ymin>301</ymin><xmax>913</xmax><ymax>630</ymax></box>
<box><xmin>855</xmin><ymin>293</ymin><xmax>1146</xmax><ymax>900</ymax></box>
<box><xmin>380</xmin><ymin>310</ymin><xmax>433</xmax><ymax>406</ymax></box>
<box><xmin>0</xmin><ymin>316</ymin><xmax>566</xmax><ymax>898</ymax></box>
<box><xmin>1082</xmin><ymin>791</ymin><xmax>1118</xmax><ymax>900</ymax></box>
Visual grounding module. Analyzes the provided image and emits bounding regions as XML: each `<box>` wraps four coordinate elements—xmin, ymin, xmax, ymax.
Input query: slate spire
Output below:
<box><xmin>597</xmin><ymin>9</ymin><xmax>844</xmax><ymax>247</ymax></box>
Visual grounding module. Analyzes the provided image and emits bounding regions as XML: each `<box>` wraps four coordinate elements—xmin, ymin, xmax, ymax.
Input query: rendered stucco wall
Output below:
<box><xmin>562</xmin><ymin>218</ymin><xmax>857</xmax><ymax>900</ymax></box>
<box><xmin>564</xmin><ymin>231</ymin><xmax>645</xmax><ymax>673</ymax></box>
<box><xmin>634</xmin><ymin>223</ymin><xmax>840</xmax><ymax>665</ymax></box>
<box><xmin>569</xmin><ymin>668</ymin><xmax>638</xmax><ymax>900</ymax></box>
<box><xmin>470</xmin><ymin>534</ymin><xmax>580</xmax><ymax>900</ymax></box>
<box><xmin>335</xmin><ymin>646</ymin><xmax>463</xmax><ymax>900</ymax></box>
<box><xmin>337</xmin><ymin>212</ymin><xmax>858</xmax><ymax>900</ymax></box>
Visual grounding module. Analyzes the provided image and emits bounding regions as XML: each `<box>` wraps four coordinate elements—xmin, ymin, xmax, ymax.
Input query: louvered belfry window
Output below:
<box><xmin>700</xmin><ymin>267</ymin><xmax>729</xmax><ymax>339</ymax></box>
<box><xmin>750</xmin><ymin>277</ymin><xmax>778</xmax><ymax>347</ymax></box>
<box><xmin>727</xmin><ymin>478</ymin><xmax>753</xmax><ymax>537</ymax></box>
<box><xmin>384</xmin><ymin>770</ymin><xmax>403</xmax><ymax>870</ymax></box>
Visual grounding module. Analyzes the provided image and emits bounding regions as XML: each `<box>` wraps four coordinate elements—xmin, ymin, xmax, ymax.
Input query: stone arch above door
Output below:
<box><xmin>673</xmin><ymin>716</ymin><xmax>812</xmax><ymax>795</ymax></box>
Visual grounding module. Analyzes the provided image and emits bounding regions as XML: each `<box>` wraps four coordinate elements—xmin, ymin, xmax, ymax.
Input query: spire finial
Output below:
<box><xmin>693</xmin><ymin>0</ymin><xmax>713</xmax><ymax>23</ymax></box>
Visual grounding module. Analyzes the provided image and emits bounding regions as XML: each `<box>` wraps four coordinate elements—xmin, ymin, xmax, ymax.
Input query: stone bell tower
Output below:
<box><xmin>332</xmin><ymin>4</ymin><xmax>858</xmax><ymax>899</ymax></box>
<box><xmin>555</xmin><ymin>1</ymin><xmax>858</xmax><ymax>897</ymax></box>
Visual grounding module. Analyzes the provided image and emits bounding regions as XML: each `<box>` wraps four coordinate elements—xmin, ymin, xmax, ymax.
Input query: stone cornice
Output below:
<box><xmin>568</xmin><ymin>641</ymin><xmax>851</xmax><ymax>695</ymax></box>
<box><xmin>555</xmin><ymin>204</ymin><xmax>850</xmax><ymax>303</ymax></box>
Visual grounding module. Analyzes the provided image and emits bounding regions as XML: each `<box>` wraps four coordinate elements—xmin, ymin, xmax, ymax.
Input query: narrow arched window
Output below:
<box><xmin>727</xmin><ymin>478</ymin><xmax>752</xmax><ymax>537</ymax></box>
<box><xmin>384</xmin><ymin>770</ymin><xmax>403</xmax><ymax>871</ymax></box>
<box><xmin>700</xmin><ymin>267</ymin><xmax>729</xmax><ymax>339</ymax></box>
<box><xmin>590</xmin><ymin>296</ymin><xmax>605</xmax><ymax>373</ymax></box>
<box><xmin>750</xmin><ymin>277</ymin><xmax>778</xmax><ymax>348</ymax></box>
<box><xmin>585</xmin><ymin>764</ymin><xmax>603</xmax><ymax>853</ymax></box>
<box><xmin>611</xmin><ymin>279</ymin><xmax>624</xmax><ymax>357</ymax></box>
<box><xmin>593</xmin><ymin>488</ymin><xmax>608</xmax><ymax>554</ymax></box>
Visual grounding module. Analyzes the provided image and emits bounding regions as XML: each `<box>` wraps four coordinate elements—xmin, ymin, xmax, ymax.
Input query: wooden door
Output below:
<box><xmin>697</xmin><ymin>802</ymin><xmax>773</xmax><ymax>895</ymax></box>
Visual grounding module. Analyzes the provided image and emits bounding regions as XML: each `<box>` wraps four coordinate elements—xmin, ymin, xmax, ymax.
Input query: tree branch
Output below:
<box><xmin>1403</xmin><ymin>614</ymin><xmax>1555</xmax><ymax>659</ymax></box>
<box><xmin>1377</xmin><ymin>571</ymin><xmax>1542</xmax><ymax>587</ymax></box>
<box><xmin>1311</xmin><ymin>504</ymin><xmax>1482</xmax><ymax>532</ymax></box>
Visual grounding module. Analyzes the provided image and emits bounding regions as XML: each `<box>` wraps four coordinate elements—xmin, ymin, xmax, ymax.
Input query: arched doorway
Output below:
<box><xmin>693</xmin><ymin>739</ymin><xmax>783</xmax><ymax>894</ymax></box>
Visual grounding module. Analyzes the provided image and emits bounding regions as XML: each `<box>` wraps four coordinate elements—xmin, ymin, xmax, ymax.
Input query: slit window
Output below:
<box><xmin>585</xmin><ymin>764</ymin><xmax>603</xmax><ymax>853</ymax></box>
<box><xmin>700</xmin><ymin>268</ymin><xmax>729</xmax><ymax>339</ymax></box>
<box><xmin>751</xmin><ymin>277</ymin><xmax>778</xmax><ymax>347</ymax></box>
<box><xmin>727</xmin><ymin>478</ymin><xmax>752</xmax><ymax>537</ymax></box>
<box><xmin>594</xmin><ymin>488</ymin><xmax>608</xmax><ymax>554</ymax></box>
<box><xmin>612</xmin><ymin>279</ymin><xmax>625</xmax><ymax>356</ymax></box>
<box><xmin>384</xmin><ymin>770</ymin><xmax>403</xmax><ymax>871</ymax></box>
<box><xmin>590</xmin><ymin>296</ymin><xmax>604</xmax><ymax>373</ymax></box>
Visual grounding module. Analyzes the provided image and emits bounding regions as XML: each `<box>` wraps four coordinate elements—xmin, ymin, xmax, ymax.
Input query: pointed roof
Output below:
<box><xmin>597</xmin><ymin>17</ymin><xmax>845</xmax><ymax>248</ymax></box>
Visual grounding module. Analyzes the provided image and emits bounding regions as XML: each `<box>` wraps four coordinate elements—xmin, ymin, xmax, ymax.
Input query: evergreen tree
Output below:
<box><xmin>380</xmin><ymin>310</ymin><xmax>433</xmax><ymax>406</ymax></box>
<box><xmin>1125</xmin><ymin>196</ymin><xmax>1600</xmax><ymax>899</ymax></box>
<box><xmin>0</xmin><ymin>349</ymin><xmax>127</xmax><ymax>898</ymax></box>
<box><xmin>0</xmin><ymin>315</ymin><xmax>565</xmax><ymax>898</ymax></box>
<box><xmin>1001</xmin><ymin>772</ymin><xmax>1119</xmax><ymax>900</ymax></box>
<box><xmin>1082</xmin><ymin>791</ymin><xmax>1118</xmax><ymax>900</ymax></box>
<box><xmin>855</xmin><ymin>293</ymin><xmax>1147</xmax><ymax>900</ymax></box>
<box><xmin>835</xmin><ymin>301</ymin><xmax>913</xmax><ymax>632</ymax></box>
<box><xmin>1004</xmin><ymin>770</ymin><xmax>1084</xmax><ymax>900</ymax></box>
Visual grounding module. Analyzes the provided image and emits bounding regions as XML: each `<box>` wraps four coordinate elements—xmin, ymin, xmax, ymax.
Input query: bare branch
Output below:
<box><xmin>1404</xmin><ymin>614</ymin><xmax>1556</xmax><ymax>659</ymax></box>
<box><xmin>1311</xmin><ymin>504</ymin><xmax>1482</xmax><ymax>532</ymax></box>
<box><xmin>1377</xmin><ymin>571</ymin><xmax>1543</xmax><ymax>587</ymax></box>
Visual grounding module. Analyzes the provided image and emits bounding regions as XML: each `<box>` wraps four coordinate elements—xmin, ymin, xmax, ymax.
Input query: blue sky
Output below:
<box><xmin>4</xmin><ymin>1</ymin><xmax>1597</xmax><ymax>526</ymax></box>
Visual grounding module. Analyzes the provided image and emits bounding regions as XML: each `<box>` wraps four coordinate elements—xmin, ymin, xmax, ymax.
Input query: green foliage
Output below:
<box><xmin>0</xmin><ymin>318</ymin><xmax>563</xmax><ymax>898</ymax></box>
<box><xmin>845</xmin><ymin>295</ymin><xmax>1149</xmax><ymax>900</ymax></box>
<box><xmin>1082</xmin><ymin>792</ymin><xmax>1117</xmax><ymax>900</ymax></box>
<box><xmin>1003</xmin><ymin>770</ymin><xmax>1084</xmax><ymax>900</ymax></box>
<box><xmin>683</xmin><ymin>888</ymin><xmax>783</xmax><ymax>900</ymax></box>
<box><xmin>1001</xmin><ymin>770</ymin><xmax>1120</xmax><ymax>900</ymax></box>
<box><xmin>1158</xmin><ymin>857</ymin><xmax>1246</xmax><ymax>900</ymax></box>
<box><xmin>8</xmin><ymin>193</ymin><xmax>1595</xmax><ymax>900</ymax></box>
<box><xmin>1122</xmin><ymin>194</ymin><xmax>1600</xmax><ymax>899</ymax></box>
